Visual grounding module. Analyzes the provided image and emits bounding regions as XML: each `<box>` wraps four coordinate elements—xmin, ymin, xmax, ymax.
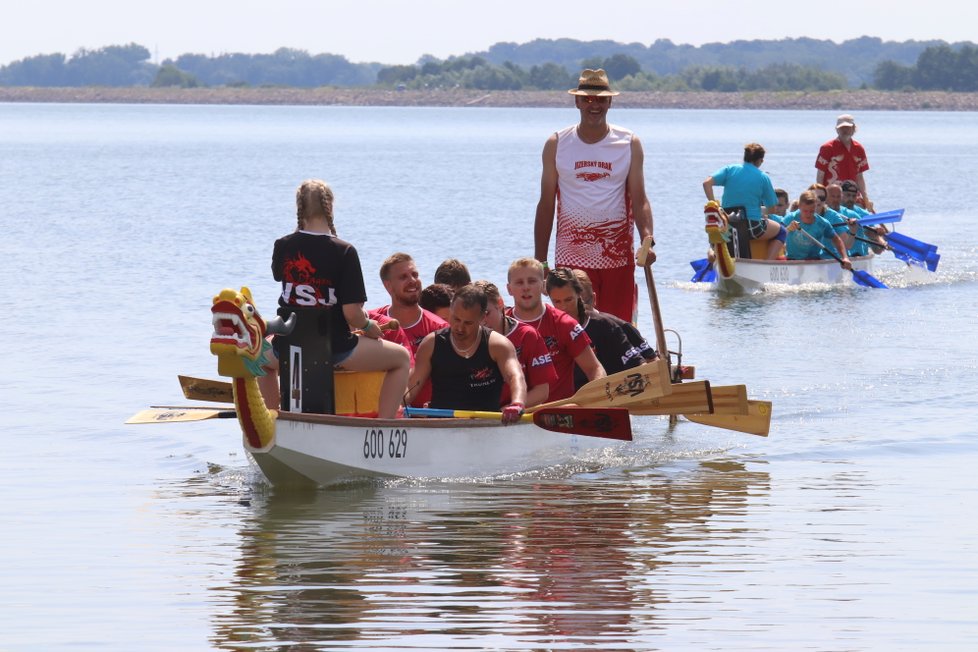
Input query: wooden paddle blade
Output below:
<box><xmin>684</xmin><ymin>400</ymin><xmax>771</xmax><ymax>437</ymax></box>
<box><xmin>532</xmin><ymin>407</ymin><xmax>632</xmax><ymax>441</ymax></box>
<box><xmin>627</xmin><ymin>380</ymin><xmax>713</xmax><ymax>415</ymax></box>
<box><xmin>603</xmin><ymin>359</ymin><xmax>674</xmax><ymax>407</ymax></box>
<box><xmin>709</xmin><ymin>384</ymin><xmax>749</xmax><ymax>415</ymax></box>
<box><xmin>126</xmin><ymin>407</ymin><xmax>236</xmax><ymax>424</ymax></box>
<box><xmin>575</xmin><ymin>359</ymin><xmax>673</xmax><ymax>408</ymax></box>
<box><xmin>528</xmin><ymin>359</ymin><xmax>673</xmax><ymax>412</ymax></box>
<box><xmin>179</xmin><ymin>375</ymin><xmax>233</xmax><ymax>403</ymax></box>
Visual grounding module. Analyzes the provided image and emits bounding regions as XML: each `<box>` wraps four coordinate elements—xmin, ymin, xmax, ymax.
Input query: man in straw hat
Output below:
<box><xmin>815</xmin><ymin>113</ymin><xmax>873</xmax><ymax>211</ymax></box>
<box><xmin>533</xmin><ymin>68</ymin><xmax>655</xmax><ymax>323</ymax></box>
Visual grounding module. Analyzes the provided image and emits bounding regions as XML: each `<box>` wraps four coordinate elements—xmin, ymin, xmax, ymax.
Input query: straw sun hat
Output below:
<box><xmin>568</xmin><ymin>69</ymin><xmax>620</xmax><ymax>97</ymax></box>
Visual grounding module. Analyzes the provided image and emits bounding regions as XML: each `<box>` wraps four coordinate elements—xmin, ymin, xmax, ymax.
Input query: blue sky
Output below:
<box><xmin>2</xmin><ymin>0</ymin><xmax>975</xmax><ymax>66</ymax></box>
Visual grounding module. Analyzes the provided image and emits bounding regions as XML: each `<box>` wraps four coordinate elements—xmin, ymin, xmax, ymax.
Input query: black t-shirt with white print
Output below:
<box><xmin>272</xmin><ymin>231</ymin><xmax>367</xmax><ymax>354</ymax></box>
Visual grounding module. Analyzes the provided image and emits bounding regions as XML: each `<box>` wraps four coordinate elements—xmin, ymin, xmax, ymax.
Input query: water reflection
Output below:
<box><xmin>209</xmin><ymin>460</ymin><xmax>770</xmax><ymax>650</ymax></box>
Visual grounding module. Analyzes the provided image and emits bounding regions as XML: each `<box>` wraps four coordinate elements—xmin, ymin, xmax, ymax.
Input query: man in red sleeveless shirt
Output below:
<box><xmin>534</xmin><ymin>68</ymin><xmax>656</xmax><ymax>323</ymax></box>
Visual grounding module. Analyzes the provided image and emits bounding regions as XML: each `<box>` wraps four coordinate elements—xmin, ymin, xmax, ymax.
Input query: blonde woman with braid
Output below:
<box><xmin>270</xmin><ymin>179</ymin><xmax>410</xmax><ymax>418</ymax></box>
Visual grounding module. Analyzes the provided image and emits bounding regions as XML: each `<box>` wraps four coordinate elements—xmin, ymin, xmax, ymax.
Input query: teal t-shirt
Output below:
<box><xmin>825</xmin><ymin>206</ymin><xmax>873</xmax><ymax>256</ymax></box>
<box><xmin>783</xmin><ymin>213</ymin><xmax>839</xmax><ymax>260</ymax></box>
<box><xmin>711</xmin><ymin>163</ymin><xmax>778</xmax><ymax>220</ymax></box>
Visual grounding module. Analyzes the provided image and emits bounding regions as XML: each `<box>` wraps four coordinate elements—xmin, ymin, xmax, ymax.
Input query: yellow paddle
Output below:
<box><xmin>527</xmin><ymin>358</ymin><xmax>673</xmax><ymax>412</ymax></box>
<box><xmin>622</xmin><ymin>380</ymin><xmax>713</xmax><ymax>416</ymax></box>
<box><xmin>126</xmin><ymin>406</ymin><xmax>236</xmax><ymax>424</ymax></box>
<box><xmin>178</xmin><ymin>375</ymin><xmax>232</xmax><ymax>403</ymax></box>
<box><xmin>684</xmin><ymin>400</ymin><xmax>772</xmax><ymax>437</ymax></box>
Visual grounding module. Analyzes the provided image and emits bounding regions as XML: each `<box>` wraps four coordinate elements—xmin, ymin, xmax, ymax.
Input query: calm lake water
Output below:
<box><xmin>1</xmin><ymin>103</ymin><xmax>977</xmax><ymax>650</ymax></box>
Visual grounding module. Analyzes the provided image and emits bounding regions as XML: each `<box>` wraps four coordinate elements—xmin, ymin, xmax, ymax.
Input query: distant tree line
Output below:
<box><xmin>1</xmin><ymin>38</ymin><xmax>976</xmax><ymax>92</ymax></box>
<box><xmin>376</xmin><ymin>54</ymin><xmax>848</xmax><ymax>92</ymax></box>
<box><xmin>169</xmin><ymin>48</ymin><xmax>380</xmax><ymax>87</ymax></box>
<box><xmin>874</xmin><ymin>44</ymin><xmax>978</xmax><ymax>91</ymax></box>
<box><xmin>0</xmin><ymin>43</ymin><xmax>156</xmax><ymax>86</ymax></box>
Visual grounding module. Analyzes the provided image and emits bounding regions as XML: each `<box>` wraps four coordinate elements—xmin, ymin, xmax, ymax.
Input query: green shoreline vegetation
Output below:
<box><xmin>3</xmin><ymin>38</ymin><xmax>978</xmax><ymax>110</ymax></box>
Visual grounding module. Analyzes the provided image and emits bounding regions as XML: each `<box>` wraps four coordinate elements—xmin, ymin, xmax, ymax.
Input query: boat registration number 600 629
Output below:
<box><xmin>363</xmin><ymin>428</ymin><xmax>408</xmax><ymax>459</ymax></box>
<box><xmin>769</xmin><ymin>266</ymin><xmax>790</xmax><ymax>282</ymax></box>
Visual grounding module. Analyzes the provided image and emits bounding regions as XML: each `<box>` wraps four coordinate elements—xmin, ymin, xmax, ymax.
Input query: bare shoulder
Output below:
<box><xmin>489</xmin><ymin>330</ymin><xmax>517</xmax><ymax>355</ymax></box>
<box><xmin>416</xmin><ymin>331</ymin><xmax>436</xmax><ymax>354</ymax></box>
<box><xmin>542</xmin><ymin>132</ymin><xmax>558</xmax><ymax>155</ymax></box>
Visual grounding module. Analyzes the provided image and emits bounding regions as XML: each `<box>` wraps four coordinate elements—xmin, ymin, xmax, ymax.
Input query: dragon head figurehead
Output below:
<box><xmin>704</xmin><ymin>201</ymin><xmax>735</xmax><ymax>279</ymax></box>
<box><xmin>210</xmin><ymin>287</ymin><xmax>271</xmax><ymax>378</ymax></box>
<box><xmin>704</xmin><ymin>200</ymin><xmax>729</xmax><ymax>241</ymax></box>
<box><xmin>209</xmin><ymin>287</ymin><xmax>294</xmax><ymax>451</ymax></box>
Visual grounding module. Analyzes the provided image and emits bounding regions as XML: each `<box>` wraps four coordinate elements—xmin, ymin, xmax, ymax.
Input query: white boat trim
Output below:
<box><xmin>248</xmin><ymin>411</ymin><xmax>628</xmax><ymax>487</ymax></box>
<box><xmin>715</xmin><ymin>255</ymin><xmax>875</xmax><ymax>295</ymax></box>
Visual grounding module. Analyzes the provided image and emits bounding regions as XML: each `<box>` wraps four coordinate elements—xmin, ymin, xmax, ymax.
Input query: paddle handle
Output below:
<box><xmin>637</xmin><ymin>235</ymin><xmax>668</xmax><ymax>361</ymax></box>
<box><xmin>404</xmin><ymin>407</ymin><xmax>531</xmax><ymax>422</ymax></box>
<box><xmin>797</xmin><ymin>227</ymin><xmax>847</xmax><ymax>266</ymax></box>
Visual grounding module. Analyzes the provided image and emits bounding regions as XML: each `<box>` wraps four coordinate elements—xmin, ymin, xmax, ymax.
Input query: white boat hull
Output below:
<box><xmin>715</xmin><ymin>255</ymin><xmax>875</xmax><ymax>295</ymax></box>
<box><xmin>248</xmin><ymin>412</ymin><xmax>627</xmax><ymax>487</ymax></box>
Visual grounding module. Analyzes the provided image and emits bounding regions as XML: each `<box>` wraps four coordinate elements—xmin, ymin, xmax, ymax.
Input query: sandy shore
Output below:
<box><xmin>2</xmin><ymin>86</ymin><xmax>977</xmax><ymax>110</ymax></box>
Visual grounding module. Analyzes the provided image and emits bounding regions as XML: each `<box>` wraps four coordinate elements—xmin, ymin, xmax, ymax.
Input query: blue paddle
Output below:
<box><xmin>855</xmin><ymin>209</ymin><xmax>904</xmax><ymax>227</ymax></box>
<box><xmin>689</xmin><ymin>258</ymin><xmax>717</xmax><ymax>283</ymax></box>
<box><xmin>884</xmin><ymin>231</ymin><xmax>940</xmax><ymax>271</ymax></box>
<box><xmin>832</xmin><ymin>218</ymin><xmax>940</xmax><ymax>272</ymax></box>
<box><xmin>798</xmin><ymin>228</ymin><xmax>887</xmax><ymax>288</ymax></box>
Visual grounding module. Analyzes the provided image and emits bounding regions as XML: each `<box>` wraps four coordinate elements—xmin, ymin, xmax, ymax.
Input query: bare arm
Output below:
<box><xmin>574</xmin><ymin>346</ymin><xmax>606</xmax><ymax>382</ymax></box>
<box><xmin>703</xmin><ymin>176</ymin><xmax>716</xmax><ymax>202</ymax></box>
<box><xmin>489</xmin><ymin>332</ymin><xmax>527</xmax><ymax>407</ymax></box>
<box><xmin>629</xmin><ymin>135</ymin><xmax>655</xmax><ymax>266</ymax></box>
<box><xmin>816</xmin><ymin>169</ymin><xmax>826</xmax><ymax>186</ymax></box>
<box><xmin>342</xmin><ymin>302</ymin><xmax>381</xmax><ymax>339</ymax></box>
<box><xmin>831</xmin><ymin>234</ymin><xmax>852</xmax><ymax>269</ymax></box>
<box><xmin>524</xmin><ymin>382</ymin><xmax>550</xmax><ymax>408</ymax></box>
<box><xmin>533</xmin><ymin>134</ymin><xmax>559</xmax><ymax>263</ymax></box>
<box><xmin>404</xmin><ymin>333</ymin><xmax>435</xmax><ymax>404</ymax></box>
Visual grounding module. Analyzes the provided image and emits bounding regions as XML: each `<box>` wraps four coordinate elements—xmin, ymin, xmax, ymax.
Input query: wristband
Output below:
<box><xmin>361</xmin><ymin>318</ymin><xmax>373</xmax><ymax>331</ymax></box>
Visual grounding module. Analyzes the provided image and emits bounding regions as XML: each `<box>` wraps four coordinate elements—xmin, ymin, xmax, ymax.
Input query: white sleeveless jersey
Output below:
<box><xmin>554</xmin><ymin>124</ymin><xmax>634</xmax><ymax>269</ymax></box>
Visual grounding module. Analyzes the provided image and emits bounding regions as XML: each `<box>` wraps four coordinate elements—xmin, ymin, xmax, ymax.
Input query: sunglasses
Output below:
<box><xmin>579</xmin><ymin>96</ymin><xmax>611</xmax><ymax>104</ymax></box>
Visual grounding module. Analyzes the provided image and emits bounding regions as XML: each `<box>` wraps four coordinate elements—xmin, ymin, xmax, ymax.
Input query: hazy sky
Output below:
<box><xmin>2</xmin><ymin>0</ymin><xmax>975</xmax><ymax>66</ymax></box>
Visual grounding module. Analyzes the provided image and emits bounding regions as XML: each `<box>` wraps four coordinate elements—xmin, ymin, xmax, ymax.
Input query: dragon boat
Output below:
<box><xmin>128</xmin><ymin>286</ymin><xmax>771</xmax><ymax>489</ymax></box>
<box><xmin>700</xmin><ymin>201</ymin><xmax>875</xmax><ymax>295</ymax></box>
<box><xmin>187</xmin><ymin>287</ymin><xmax>664</xmax><ymax>488</ymax></box>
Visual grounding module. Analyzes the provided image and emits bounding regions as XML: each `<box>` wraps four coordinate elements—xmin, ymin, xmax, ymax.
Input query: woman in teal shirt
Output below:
<box><xmin>703</xmin><ymin>143</ymin><xmax>786</xmax><ymax>260</ymax></box>
<box><xmin>782</xmin><ymin>190</ymin><xmax>852</xmax><ymax>266</ymax></box>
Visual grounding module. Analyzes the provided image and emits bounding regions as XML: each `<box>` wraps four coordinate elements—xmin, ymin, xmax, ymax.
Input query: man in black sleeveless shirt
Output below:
<box><xmin>407</xmin><ymin>285</ymin><xmax>527</xmax><ymax>424</ymax></box>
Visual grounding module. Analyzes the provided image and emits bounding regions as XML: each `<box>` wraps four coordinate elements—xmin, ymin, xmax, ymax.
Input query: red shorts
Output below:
<box><xmin>576</xmin><ymin>265</ymin><xmax>637</xmax><ymax>323</ymax></box>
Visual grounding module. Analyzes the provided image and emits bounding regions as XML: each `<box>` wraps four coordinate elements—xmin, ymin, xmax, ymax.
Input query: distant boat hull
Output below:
<box><xmin>714</xmin><ymin>255</ymin><xmax>876</xmax><ymax>295</ymax></box>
